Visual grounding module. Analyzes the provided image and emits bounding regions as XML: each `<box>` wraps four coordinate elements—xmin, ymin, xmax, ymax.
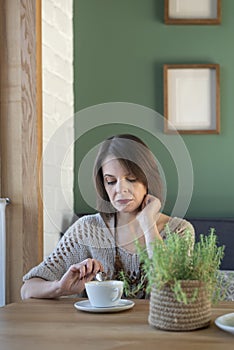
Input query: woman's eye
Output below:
<box><xmin>127</xmin><ymin>178</ymin><xmax>137</xmax><ymax>183</ymax></box>
<box><xmin>105</xmin><ymin>178</ymin><xmax>116</xmax><ymax>185</ymax></box>
<box><xmin>107</xmin><ymin>181</ymin><xmax>116</xmax><ymax>185</ymax></box>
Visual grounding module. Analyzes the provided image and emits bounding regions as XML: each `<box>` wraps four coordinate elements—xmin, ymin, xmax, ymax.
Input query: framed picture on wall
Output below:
<box><xmin>164</xmin><ymin>0</ymin><xmax>221</xmax><ymax>25</ymax></box>
<box><xmin>164</xmin><ymin>64</ymin><xmax>220</xmax><ymax>134</ymax></box>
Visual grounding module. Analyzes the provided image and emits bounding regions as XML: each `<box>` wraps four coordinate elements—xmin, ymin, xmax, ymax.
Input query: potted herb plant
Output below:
<box><xmin>122</xmin><ymin>228</ymin><xmax>225</xmax><ymax>331</ymax></box>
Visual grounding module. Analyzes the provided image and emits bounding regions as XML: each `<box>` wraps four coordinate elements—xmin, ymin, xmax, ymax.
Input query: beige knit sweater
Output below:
<box><xmin>23</xmin><ymin>213</ymin><xmax>194</xmax><ymax>297</ymax></box>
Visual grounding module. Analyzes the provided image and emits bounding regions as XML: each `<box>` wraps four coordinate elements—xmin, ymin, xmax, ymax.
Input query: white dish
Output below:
<box><xmin>215</xmin><ymin>312</ymin><xmax>234</xmax><ymax>335</ymax></box>
<box><xmin>74</xmin><ymin>299</ymin><xmax>135</xmax><ymax>313</ymax></box>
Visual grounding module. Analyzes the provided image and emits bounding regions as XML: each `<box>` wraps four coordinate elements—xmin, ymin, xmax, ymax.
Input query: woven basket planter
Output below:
<box><xmin>149</xmin><ymin>280</ymin><xmax>211</xmax><ymax>331</ymax></box>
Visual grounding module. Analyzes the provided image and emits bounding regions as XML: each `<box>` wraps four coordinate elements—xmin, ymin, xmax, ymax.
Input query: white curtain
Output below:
<box><xmin>0</xmin><ymin>198</ymin><xmax>9</xmax><ymax>307</ymax></box>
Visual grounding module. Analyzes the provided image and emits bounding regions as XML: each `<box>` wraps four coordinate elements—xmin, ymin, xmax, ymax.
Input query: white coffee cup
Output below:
<box><xmin>85</xmin><ymin>280</ymin><xmax>124</xmax><ymax>308</ymax></box>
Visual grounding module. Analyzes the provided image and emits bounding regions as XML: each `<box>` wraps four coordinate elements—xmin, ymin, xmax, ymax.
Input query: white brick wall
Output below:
<box><xmin>42</xmin><ymin>0</ymin><xmax>74</xmax><ymax>257</ymax></box>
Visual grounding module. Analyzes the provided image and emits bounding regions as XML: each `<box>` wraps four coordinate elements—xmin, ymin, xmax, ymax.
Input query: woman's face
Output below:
<box><xmin>102</xmin><ymin>158</ymin><xmax>147</xmax><ymax>214</ymax></box>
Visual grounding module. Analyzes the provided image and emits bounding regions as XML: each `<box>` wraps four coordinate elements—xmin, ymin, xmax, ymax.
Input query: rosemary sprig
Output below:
<box><xmin>121</xmin><ymin>228</ymin><xmax>225</xmax><ymax>304</ymax></box>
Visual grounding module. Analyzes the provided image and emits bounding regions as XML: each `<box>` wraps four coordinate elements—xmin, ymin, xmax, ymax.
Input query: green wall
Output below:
<box><xmin>73</xmin><ymin>0</ymin><xmax>234</xmax><ymax>218</ymax></box>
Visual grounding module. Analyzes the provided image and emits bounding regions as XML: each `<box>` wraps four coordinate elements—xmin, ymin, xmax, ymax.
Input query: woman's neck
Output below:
<box><xmin>115</xmin><ymin>212</ymin><xmax>145</xmax><ymax>251</ymax></box>
<box><xmin>116</xmin><ymin>211</ymin><xmax>138</xmax><ymax>226</ymax></box>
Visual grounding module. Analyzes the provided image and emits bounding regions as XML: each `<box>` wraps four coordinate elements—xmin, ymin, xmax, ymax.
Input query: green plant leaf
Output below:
<box><xmin>121</xmin><ymin>227</ymin><xmax>225</xmax><ymax>304</ymax></box>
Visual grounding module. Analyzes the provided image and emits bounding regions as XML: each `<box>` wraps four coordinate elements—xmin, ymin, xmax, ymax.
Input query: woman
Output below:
<box><xmin>21</xmin><ymin>134</ymin><xmax>194</xmax><ymax>299</ymax></box>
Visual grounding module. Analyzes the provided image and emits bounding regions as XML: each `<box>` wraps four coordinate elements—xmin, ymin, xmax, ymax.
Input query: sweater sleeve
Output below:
<box><xmin>23</xmin><ymin>219</ymin><xmax>90</xmax><ymax>282</ymax></box>
<box><xmin>160</xmin><ymin>217</ymin><xmax>195</xmax><ymax>241</ymax></box>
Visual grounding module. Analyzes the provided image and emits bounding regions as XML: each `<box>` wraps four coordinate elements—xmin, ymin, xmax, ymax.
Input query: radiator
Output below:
<box><xmin>0</xmin><ymin>198</ymin><xmax>10</xmax><ymax>307</ymax></box>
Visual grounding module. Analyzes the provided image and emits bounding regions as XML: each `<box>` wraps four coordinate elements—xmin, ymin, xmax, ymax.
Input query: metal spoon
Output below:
<box><xmin>95</xmin><ymin>271</ymin><xmax>107</xmax><ymax>282</ymax></box>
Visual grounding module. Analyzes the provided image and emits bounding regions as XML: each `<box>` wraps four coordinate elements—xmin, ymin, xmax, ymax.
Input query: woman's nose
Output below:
<box><xmin>116</xmin><ymin>179</ymin><xmax>129</xmax><ymax>193</ymax></box>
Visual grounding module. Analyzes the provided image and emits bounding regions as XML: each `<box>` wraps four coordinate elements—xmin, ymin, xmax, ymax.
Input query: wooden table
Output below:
<box><xmin>0</xmin><ymin>298</ymin><xmax>233</xmax><ymax>350</ymax></box>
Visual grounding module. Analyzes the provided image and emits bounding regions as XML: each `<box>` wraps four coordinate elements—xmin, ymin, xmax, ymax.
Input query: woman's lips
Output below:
<box><xmin>116</xmin><ymin>199</ymin><xmax>133</xmax><ymax>205</ymax></box>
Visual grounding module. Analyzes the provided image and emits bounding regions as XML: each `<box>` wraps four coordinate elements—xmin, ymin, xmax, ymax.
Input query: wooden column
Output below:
<box><xmin>0</xmin><ymin>0</ymin><xmax>43</xmax><ymax>303</ymax></box>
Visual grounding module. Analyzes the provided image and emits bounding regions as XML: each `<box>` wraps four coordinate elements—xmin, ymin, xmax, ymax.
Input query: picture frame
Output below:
<box><xmin>164</xmin><ymin>0</ymin><xmax>221</xmax><ymax>25</ymax></box>
<box><xmin>164</xmin><ymin>64</ymin><xmax>220</xmax><ymax>134</ymax></box>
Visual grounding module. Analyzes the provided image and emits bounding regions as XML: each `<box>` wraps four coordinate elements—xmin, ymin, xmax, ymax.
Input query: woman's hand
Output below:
<box><xmin>58</xmin><ymin>258</ymin><xmax>104</xmax><ymax>296</ymax></box>
<box><xmin>21</xmin><ymin>258</ymin><xmax>104</xmax><ymax>299</ymax></box>
<box><xmin>136</xmin><ymin>194</ymin><xmax>161</xmax><ymax>231</ymax></box>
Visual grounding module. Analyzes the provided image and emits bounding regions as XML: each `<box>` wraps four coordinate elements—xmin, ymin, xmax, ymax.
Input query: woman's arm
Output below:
<box><xmin>136</xmin><ymin>194</ymin><xmax>162</xmax><ymax>258</ymax></box>
<box><xmin>21</xmin><ymin>258</ymin><xmax>103</xmax><ymax>299</ymax></box>
<box><xmin>21</xmin><ymin>278</ymin><xmax>61</xmax><ymax>299</ymax></box>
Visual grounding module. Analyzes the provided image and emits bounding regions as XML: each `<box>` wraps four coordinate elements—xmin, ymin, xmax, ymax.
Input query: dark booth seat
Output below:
<box><xmin>186</xmin><ymin>218</ymin><xmax>234</xmax><ymax>271</ymax></box>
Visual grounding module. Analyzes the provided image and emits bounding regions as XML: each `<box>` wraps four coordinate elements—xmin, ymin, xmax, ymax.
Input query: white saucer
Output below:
<box><xmin>215</xmin><ymin>313</ymin><xmax>234</xmax><ymax>334</ymax></box>
<box><xmin>74</xmin><ymin>299</ymin><xmax>135</xmax><ymax>313</ymax></box>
